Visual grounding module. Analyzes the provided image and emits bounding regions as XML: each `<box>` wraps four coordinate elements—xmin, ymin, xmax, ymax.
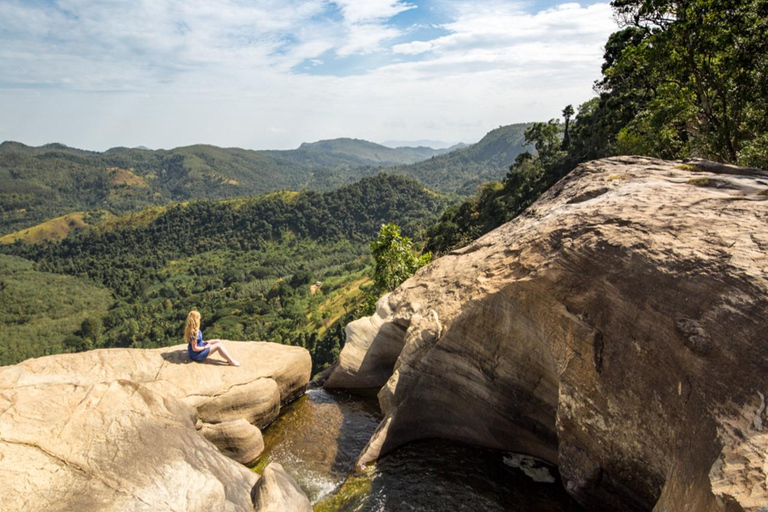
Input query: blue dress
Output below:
<box><xmin>188</xmin><ymin>330</ymin><xmax>210</xmax><ymax>362</ymax></box>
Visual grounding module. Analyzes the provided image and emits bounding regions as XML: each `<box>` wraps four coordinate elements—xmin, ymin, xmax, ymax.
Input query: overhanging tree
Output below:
<box><xmin>608</xmin><ymin>0</ymin><xmax>768</xmax><ymax>166</ymax></box>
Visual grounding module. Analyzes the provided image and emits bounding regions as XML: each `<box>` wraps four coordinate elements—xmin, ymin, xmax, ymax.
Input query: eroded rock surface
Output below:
<box><xmin>326</xmin><ymin>157</ymin><xmax>768</xmax><ymax>512</ymax></box>
<box><xmin>0</xmin><ymin>342</ymin><xmax>312</xmax><ymax>511</ymax></box>
<box><xmin>200</xmin><ymin>419</ymin><xmax>265</xmax><ymax>466</ymax></box>
<box><xmin>253</xmin><ymin>463</ymin><xmax>313</xmax><ymax>512</ymax></box>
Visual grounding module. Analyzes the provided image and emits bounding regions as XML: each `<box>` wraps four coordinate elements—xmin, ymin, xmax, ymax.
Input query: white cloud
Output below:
<box><xmin>337</xmin><ymin>23</ymin><xmax>403</xmax><ymax>56</ymax></box>
<box><xmin>331</xmin><ymin>0</ymin><xmax>416</xmax><ymax>24</ymax></box>
<box><xmin>330</xmin><ymin>0</ymin><xmax>415</xmax><ymax>55</ymax></box>
<box><xmin>392</xmin><ymin>2</ymin><xmax>616</xmax><ymax>69</ymax></box>
<box><xmin>392</xmin><ymin>40</ymin><xmax>434</xmax><ymax>55</ymax></box>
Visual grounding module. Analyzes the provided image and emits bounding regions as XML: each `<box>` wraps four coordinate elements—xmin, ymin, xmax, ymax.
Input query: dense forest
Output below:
<box><xmin>426</xmin><ymin>0</ymin><xmax>768</xmax><ymax>254</ymax></box>
<box><xmin>0</xmin><ymin>139</ymin><xmax>451</xmax><ymax>235</ymax></box>
<box><xmin>0</xmin><ymin>127</ymin><xmax>531</xmax><ymax>236</ymax></box>
<box><xmin>0</xmin><ymin>174</ymin><xmax>447</xmax><ymax>371</ymax></box>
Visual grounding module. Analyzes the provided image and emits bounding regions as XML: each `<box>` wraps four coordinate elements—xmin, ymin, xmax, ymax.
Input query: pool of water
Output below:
<box><xmin>254</xmin><ymin>389</ymin><xmax>582</xmax><ymax>511</ymax></box>
<box><xmin>253</xmin><ymin>388</ymin><xmax>382</xmax><ymax>502</ymax></box>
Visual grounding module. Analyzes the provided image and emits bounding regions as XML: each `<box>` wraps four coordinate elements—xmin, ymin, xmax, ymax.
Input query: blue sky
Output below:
<box><xmin>0</xmin><ymin>0</ymin><xmax>618</xmax><ymax>150</ymax></box>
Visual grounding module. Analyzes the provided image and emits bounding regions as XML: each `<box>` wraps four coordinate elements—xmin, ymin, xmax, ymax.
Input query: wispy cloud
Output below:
<box><xmin>332</xmin><ymin>0</ymin><xmax>416</xmax><ymax>24</ymax></box>
<box><xmin>0</xmin><ymin>0</ymin><xmax>328</xmax><ymax>90</ymax></box>
<box><xmin>392</xmin><ymin>2</ymin><xmax>615</xmax><ymax>70</ymax></box>
<box><xmin>331</xmin><ymin>0</ymin><xmax>416</xmax><ymax>56</ymax></box>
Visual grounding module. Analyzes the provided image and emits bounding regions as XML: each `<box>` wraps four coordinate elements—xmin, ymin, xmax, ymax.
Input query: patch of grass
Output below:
<box><xmin>107</xmin><ymin>167</ymin><xmax>148</xmax><ymax>187</ymax></box>
<box><xmin>687</xmin><ymin>178</ymin><xmax>711</xmax><ymax>187</ymax></box>
<box><xmin>0</xmin><ymin>212</ymin><xmax>88</xmax><ymax>244</ymax></box>
<box><xmin>676</xmin><ymin>164</ymin><xmax>701</xmax><ymax>172</ymax></box>
<box><xmin>309</xmin><ymin>276</ymin><xmax>371</xmax><ymax>336</ymax></box>
<box><xmin>96</xmin><ymin>205</ymin><xmax>170</xmax><ymax>232</ymax></box>
<box><xmin>607</xmin><ymin>174</ymin><xmax>628</xmax><ymax>181</ymax></box>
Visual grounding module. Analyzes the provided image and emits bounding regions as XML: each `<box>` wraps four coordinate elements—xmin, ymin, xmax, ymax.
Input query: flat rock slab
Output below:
<box><xmin>1</xmin><ymin>342</ymin><xmax>310</xmax><ymax>413</ymax></box>
<box><xmin>0</xmin><ymin>342</ymin><xmax>312</xmax><ymax>511</ymax></box>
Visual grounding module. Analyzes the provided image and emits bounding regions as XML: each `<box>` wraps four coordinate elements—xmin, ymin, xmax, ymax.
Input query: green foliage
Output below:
<box><xmin>562</xmin><ymin>105</ymin><xmax>575</xmax><ymax>149</ymax></box>
<box><xmin>0</xmin><ymin>254</ymin><xmax>113</xmax><ymax>365</ymax></box>
<box><xmin>80</xmin><ymin>317</ymin><xmax>103</xmax><ymax>343</ymax></box>
<box><xmin>606</xmin><ymin>0</ymin><xmax>768</xmax><ymax>166</ymax></box>
<box><xmin>370</xmin><ymin>223</ymin><xmax>432</xmax><ymax>294</ymax></box>
<box><xmin>63</xmin><ymin>335</ymin><xmax>92</xmax><ymax>353</ymax></box>
<box><xmin>425</xmin><ymin>120</ymin><xmax>568</xmax><ymax>254</ymax></box>
<box><xmin>0</xmin><ymin>175</ymin><xmax>445</xmax><ymax>373</ymax></box>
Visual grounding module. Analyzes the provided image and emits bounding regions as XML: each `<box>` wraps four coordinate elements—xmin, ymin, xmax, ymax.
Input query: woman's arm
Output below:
<box><xmin>190</xmin><ymin>330</ymin><xmax>207</xmax><ymax>352</ymax></box>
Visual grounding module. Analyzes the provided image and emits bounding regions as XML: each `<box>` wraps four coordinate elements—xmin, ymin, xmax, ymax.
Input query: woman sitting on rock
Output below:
<box><xmin>185</xmin><ymin>310</ymin><xmax>240</xmax><ymax>366</ymax></box>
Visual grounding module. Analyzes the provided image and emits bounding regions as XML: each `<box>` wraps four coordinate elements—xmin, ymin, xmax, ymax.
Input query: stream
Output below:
<box><xmin>253</xmin><ymin>388</ymin><xmax>582</xmax><ymax>511</ymax></box>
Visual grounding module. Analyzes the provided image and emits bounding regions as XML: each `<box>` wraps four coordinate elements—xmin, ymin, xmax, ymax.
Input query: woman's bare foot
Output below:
<box><xmin>230</xmin><ymin>360</ymin><xmax>240</xmax><ymax>367</ymax></box>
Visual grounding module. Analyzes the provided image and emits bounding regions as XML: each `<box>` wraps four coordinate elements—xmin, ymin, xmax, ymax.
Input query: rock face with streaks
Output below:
<box><xmin>325</xmin><ymin>157</ymin><xmax>768</xmax><ymax>512</ymax></box>
<box><xmin>253</xmin><ymin>463</ymin><xmax>313</xmax><ymax>512</ymax></box>
<box><xmin>0</xmin><ymin>341</ymin><xmax>312</xmax><ymax>511</ymax></box>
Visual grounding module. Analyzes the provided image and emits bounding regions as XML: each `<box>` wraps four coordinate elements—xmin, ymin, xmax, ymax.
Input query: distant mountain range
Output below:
<box><xmin>262</xmin><ymin>137</ymin><xmax>455</xmax><ymax>166</ymax></box>
<box><xmin>0</xmin><ymin>123</ymin><xmax>531</xmax><ymax>235</ymax></box>
<box><xmin>380</xmin><ymin>140</ymin><xmax>468</xmax><ymax>150</ymax></box>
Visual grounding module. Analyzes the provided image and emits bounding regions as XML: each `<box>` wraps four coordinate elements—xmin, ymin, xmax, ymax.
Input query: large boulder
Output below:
<box><xmin>0</xmin><ymin>341</ymin><xmax>312</xmax><ymax>511</ymax></box>
<box><xmin>325</xmin><ymin>157</ymin><xmax>768</xmax><ymax>512</ymax></box>
<box><xmin>0</xmin><ymin>379</ymin><xmax>258</xmax><ymax>511</ymax></box>
<box><xmin>252</xmin><ymin>463</ymin><xmax>313</xmax><ymax>512</ymax></box>
<box><xmin>199</xmin><ymin>419</ymin><xmax>265</xmax><ymax>466</ymax></box>
<box><xmin>0</xmin><ymin>341</ymin><xmax>311</xmax><ymax>417</ymax></box>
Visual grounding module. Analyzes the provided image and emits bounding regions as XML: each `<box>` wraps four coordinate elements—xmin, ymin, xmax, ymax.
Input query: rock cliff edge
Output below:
<box><xmin>325</xmin><ymin>156</ymin><xmax>768</xmax><ymax>512</ymax></box>
<box><xmin>0</xmin><ymin>341</ymin><xmax>312</xmax><ymax>511</ymax></box>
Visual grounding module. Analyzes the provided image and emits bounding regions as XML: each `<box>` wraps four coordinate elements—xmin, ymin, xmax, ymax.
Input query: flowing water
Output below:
<box><xmin>254</xmin><ymin>389</ymin><xmax>582</xmax><ymax>511</ymax></box>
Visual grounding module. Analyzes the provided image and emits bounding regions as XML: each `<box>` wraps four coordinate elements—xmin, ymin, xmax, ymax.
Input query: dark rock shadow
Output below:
<box><xmin>371</xmin><ymin>439</ymin><xmax>584</xmax><ymax>512</ymax></box>
<box><xmin>161</xmin><ymin>350</ymin><xmax>229</xmax><ymax>366</ymax></box>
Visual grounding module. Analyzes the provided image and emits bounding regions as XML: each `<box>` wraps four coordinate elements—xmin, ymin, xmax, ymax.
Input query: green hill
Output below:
<box><xmin>1</xmin><ymin>174</ymin><xmax>447</xmax><ymax>370</ymax></box>
<box><xmin>0</xmin><ymin>125</ymin><xmax>530</xmax><ymax>236</ymax></box>
<box><xmin>268</xmin><ymin>138</ymin><xmax>451</xmax><ymax>166</ymax></box>
<box><xmin>385</xmin><ymin>123</ymin><xmax>532</xmax><ymax>194</ymax></box>
<box><xmin>0</xmin><ymin>139</ymin><xmax>447</xmax><ymax>236</ymax></box>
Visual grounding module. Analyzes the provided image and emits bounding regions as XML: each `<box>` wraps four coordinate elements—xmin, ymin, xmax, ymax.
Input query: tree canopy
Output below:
<box><xmin>606</xmin><ymin>0</ymin><xmax>768</xmax><ymax>166</ymax></box>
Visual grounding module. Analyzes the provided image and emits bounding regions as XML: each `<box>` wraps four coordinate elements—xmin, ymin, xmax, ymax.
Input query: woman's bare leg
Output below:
<box><xmin>209</xmin><ymin>344</ymin><xmax>240</xmax><ymax>366</ymax></box>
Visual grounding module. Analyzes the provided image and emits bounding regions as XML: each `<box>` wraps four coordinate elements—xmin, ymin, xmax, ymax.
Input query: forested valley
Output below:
<box><xmin>0</xmin><ymin>125</ymin><xmax>529</xmax><ymax>236</ymax></box>
<box><xmin>0</xmin><ymin>174</ymin><xmax>447</xmax><ymax>372</ymax></box>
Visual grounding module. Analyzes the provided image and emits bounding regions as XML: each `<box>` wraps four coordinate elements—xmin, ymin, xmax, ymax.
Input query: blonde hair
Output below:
<box><xmin>184</xmin><ymin>311</ymin><xmax>201</xmax><ymax>344</ymax></box>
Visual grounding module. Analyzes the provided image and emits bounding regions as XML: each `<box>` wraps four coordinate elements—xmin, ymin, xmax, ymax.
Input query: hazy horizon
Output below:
<box><xmin>0</xmin><ymin>0</ymin><xmax>616</xmax><ymax>152</ymax></box>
